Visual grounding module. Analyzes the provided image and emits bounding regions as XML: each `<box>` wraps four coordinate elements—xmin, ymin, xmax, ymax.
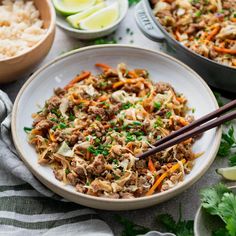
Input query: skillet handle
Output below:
<box><xmin>135</xmin><ymin>0</ymin><xmax>165</xmax><ymax>43</ymax></box>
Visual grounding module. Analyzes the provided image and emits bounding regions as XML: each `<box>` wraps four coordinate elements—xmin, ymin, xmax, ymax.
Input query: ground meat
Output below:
<box><xmin>54</xmin><ymin>88</ymin><xmax>66</xmax><ymax>97</ymax></box>
<box><xmin>120</xmin><ymin>192</ymin><xmax>135</xmax><ymax>199</ymax></box>
<box><xmin>32</xmin><ymin>115</ymin><xmax>46</xmax><ymax>127</ymax></box>
<box><xmin>46</xmin><ymin>96</ymin><xmax>61</xmax><ymax>110</ymax></box>
<box><xmin>67</xmin><ymin>173</ymin><xmax>78</xmax><ymax>186</ymax></box>
<box><xmin>135</xmin><ymin>159</ymin><xmax>147</xmax><ymax>170</ymax></box>
<box><xmin>88</xmin><ymin>106</ymin><xmax>105</xmax><ymax>116</ymax></box>
<box><xmin>87</xmin><ymin>155</ymin><xmax>105</xmax><ymax>175</ymax></box>
<box><xmin>35</xmin><ymin>119</ymin><xmax>53</xmax><ymax>131</ymax></box>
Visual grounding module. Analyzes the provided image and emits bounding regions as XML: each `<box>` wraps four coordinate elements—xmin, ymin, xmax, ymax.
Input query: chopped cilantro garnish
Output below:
<box><xmin>65</xmin><ymin>169</ymin><xmax>70</xmax><ymax>175</ymax></box>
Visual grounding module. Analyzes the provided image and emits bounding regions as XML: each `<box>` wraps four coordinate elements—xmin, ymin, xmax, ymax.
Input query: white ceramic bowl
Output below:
<box><xmin>55</xmin><ymin>0</ymin><xmax>128</xmax><ymax>40</ymax></box>
<box><xmin>12</xmin><ymin>45</ymin><xmax>221</xmax><ymax>210</ymax></box>
<box><xmin>194</xmin><ymin>186</ymin><xmax>236</xmax><ymax>236</ymax></box>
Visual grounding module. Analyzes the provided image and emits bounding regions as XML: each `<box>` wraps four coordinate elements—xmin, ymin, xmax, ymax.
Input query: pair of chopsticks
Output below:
<box><xmin>137</xmin><ymin>99</ymin><xmax>236</xmax><ymax>159</ymax></box>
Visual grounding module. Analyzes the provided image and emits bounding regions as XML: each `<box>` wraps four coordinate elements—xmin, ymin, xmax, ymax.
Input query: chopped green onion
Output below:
<box><xmin>24</xmin><ymin>127</ymin><xmax>33</xmax><ymax>133</ymax></box>
<box><xmin>133</xmin><ymin>121</ymin><xmax>142</xmax><ymax>126</ymax></box>
<box><xmin>59</xmin><ymin>122</ymin><xmax>67</xmax><ymax>129</ymax></box>
<box><xmin>166</xmin><ymin>112</ymin><xmax>172</xmax><ymax>119</ymax></box>
<box><xmin>154</xmin><ymin>102</ymin><xmax>161</xmax><ymax>110</ymax></box>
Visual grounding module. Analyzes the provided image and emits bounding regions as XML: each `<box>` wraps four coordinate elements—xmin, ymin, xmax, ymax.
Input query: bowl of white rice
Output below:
<box><xmin>0</xmin><ymin>0</ymin><xmax>56</xmax><ymax>83</ymax></box>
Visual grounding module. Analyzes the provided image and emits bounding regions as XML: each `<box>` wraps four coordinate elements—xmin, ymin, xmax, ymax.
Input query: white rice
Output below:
<box><xmin>0</xmin><ymin>0</ymin><xmax>46</xmax><ymax>60</ymax></box>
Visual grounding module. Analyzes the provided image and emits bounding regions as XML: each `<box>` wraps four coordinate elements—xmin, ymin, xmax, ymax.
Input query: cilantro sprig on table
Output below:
<box><xmin>116</xmin><ymin>208</ymin><xmax>194</xmax><ymax>236</ymax></box>
<box><xmin>217</xmin><ymin>126</ymin><xmax>236</xmax><ymax>167</ymax></box>
<box><xmin>200</xmin><ymin>183</ymin><xmax>236</xmax><ymax>236</ymax></box>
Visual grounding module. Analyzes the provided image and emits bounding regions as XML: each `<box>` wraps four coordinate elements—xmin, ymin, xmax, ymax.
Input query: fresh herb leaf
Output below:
<box><xmin>200</xmin><ymin>183</ymin><xmax>232</xmax><ymax>216</ymax></box>
<box><xmin>50</xmin><ymin>118</ymin><xmax>58</xmax><ymax>122</ymax></box>
<box><xmin>213</xmin><ymin>92</ymin><xmax>224</xmax><ymax>107</ymax></box>
<box><xmin>213</xmin><ymin>228</ymin><xmax>230</xmax><ymax>236</ymax></box>
<box><xmin>65</xmin><ymin>169</ymin><xmax>70</xmax><ymax>175</ymax></box>
<box><xmin>23</xmin><ymin>127</ymin><xmax>33</xmax><ymax>133</ymax></box>
<box><xmin>157</xmin><ymin>213</ymin><xmax>194</xmax><ymax>236</ymax></box>
<box><xmin>229</xmin><ymin>154</ymin><xmax>236</xmax><ymax>167</ymax></box>
<box><xmin>116</xmin><ymin>215</ymin><xmax>150</xmax><ymax>236</ymax></box>
<box><xmin>128</xmin><ymin>0</ymin><xmax>140</xmax><ymax>6</ymax></box>
<box><xmin>218</xmin><ymin>126</ymin><xmax>236</xmax><ymax>157</ymax></box>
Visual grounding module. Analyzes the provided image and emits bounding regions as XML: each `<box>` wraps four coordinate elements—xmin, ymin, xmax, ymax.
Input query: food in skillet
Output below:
<box><xmin>25</xmin><ymin>63</ymin><xmax>197</xmax><ymax>199</ymax></box>
<box><xmin>152</xmin><ymin>0</ymin><xmax>236</xmax><ymax>67</ymax></box>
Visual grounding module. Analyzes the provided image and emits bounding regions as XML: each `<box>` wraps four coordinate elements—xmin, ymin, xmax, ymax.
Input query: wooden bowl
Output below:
<box><xmin>0</xmin><ymin>0</ymin><xmax>56</xmax><ymax>83</ymax></box>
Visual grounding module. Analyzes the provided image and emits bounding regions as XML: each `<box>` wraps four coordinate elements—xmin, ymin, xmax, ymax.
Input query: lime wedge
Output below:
<box><xmin>66</xmin><ymin>2</ymin><xmax>106</xmax><ymax>28</ymax></box>
<box><xmin>53</xmin><ymin>0</ymin><xmax>96</xmax><ymax>16</ymax></box>
<box><xmin>79</xmin><ymin>2</ymin><xmax>119</xmax><ymax>30</ymax></box>
<box><xmin>216</xmin><ymin>166</ymin><xmax>236</xmax><ymax>180</ymax></box>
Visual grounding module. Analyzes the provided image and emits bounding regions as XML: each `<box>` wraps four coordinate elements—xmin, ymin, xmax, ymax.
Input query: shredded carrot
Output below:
<box><xmin>182</xmin><ymin>138</ymin><xmax>193</xmax><ymax>145</ymax></box>
<box><xmin>146</xmin><ymin>159</ymin><xmax>186</xmax><ymax>196</ymax></box>
<box><xmin>128</xmin><ymin>70</ymin><xmax>138</xmax><ymax>78</ymax></box>
<box><xmin>49</xmin><ymin>131</ymin><xmax>56</xmax><ymax>142</ymax></box>
<box><xmin>71</xmin><ymin>94</ymin><xmax>90</xmax><ymax>105</ymax></box>
<box><xmin>148</xmin><ymin>158</ymin><xmax>156</xmax><ymax>173</ymax></box>
<box><xmin>214</xmin><ymin>46</ymin><xmax>236</xmax><ymax>55</ymax></box>
<box><xmin>95</xmin><ymin>63</ymin><xmax>112</xmax><ymax>71</ymax></box>
<box><xmin>206</xmin><ymin>26</ymin><xmax>220</xmax><ymax>41</ymax></box>
<box><xmin>176</xmin><ymin>97</ymin><xmax>186</xmax><ymax>103</ymax></box>
<box><xmin>31</xmin><ymin>129</ymin><xmax>42</xmax><ymax>135</ymax></box>
<box><xmin>64</xmin><ymin>71</ymin><xmax>91</xmax><ymax>90</ymax></box>
<box><xmin>103</xmin><ymin>124</ymin><xmax>110</xmax><ymax>129</ymax></box>
<box><xmin>97</xmin><ymin>95</ymin><xmax>108</xmax><ymax>102</ymax></box>
<box><xmin>231</xmin><ymin>18</ymin><xmax>236</xmax><ymax>23</ymax></box>
<box><xmin>177</xmin><ymin>117</ymin><xmax>189</xmax><ymax>126</ymax></box>
<box><xmin>113</xmin><ymin>78</ymin><xmax>144</xmax><ymax>89</ymax></box>
<box><xmin>175</xmin><ymin>30</ymin><xmax>181</xmax><ymax>41</ymax></box>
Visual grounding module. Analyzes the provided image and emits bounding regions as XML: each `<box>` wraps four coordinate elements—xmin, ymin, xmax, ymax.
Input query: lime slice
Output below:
<box><xmin>79</xmin><ymin>2</ymin><xmax>119</xmax><ymax>30</ymax></box>
<box><xmin>216</xmin><ymin>166</ymin><xmax>236</xmax><ymax>180</ymax></box>
<box><xmin>53</xmin><ymin>0</ymin><xmax>96</xmax><ymax>16</ymax></box>
<box><xmin>66</xmin><ymin>2</ymin><xmax>106</xmax><ymax>28</ymax></box>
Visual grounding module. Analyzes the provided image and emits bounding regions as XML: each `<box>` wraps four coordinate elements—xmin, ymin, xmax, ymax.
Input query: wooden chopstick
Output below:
<box><xmin>137</xmin><ymin>100</ymin><xmax>236</xmax><ymax>159</ymax></box>
<box><xmin>152</xmin><ymin>99</ymin><xmax>236</xmax><ymax>147</ymax></box>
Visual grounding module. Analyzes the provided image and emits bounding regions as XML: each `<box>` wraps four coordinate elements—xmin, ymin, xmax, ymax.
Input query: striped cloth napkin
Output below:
<box><xmin>0</xmin><ymin>90</ymin><xmax>113</xmax><ymax>236</ymax></box>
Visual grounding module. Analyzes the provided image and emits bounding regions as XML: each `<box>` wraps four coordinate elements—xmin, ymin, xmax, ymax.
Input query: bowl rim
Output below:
<box><xmin>55</xmin><ymin>0</ymin><xmax>129</xmax><ymax>34</ymax></box>
<box><xmin>0</xmin><ymin>0</ymin><xmax>56</xmax><ymax>63</ymax></box>
<box><xmin>194</xmin><ymin>185</ymin><xmax>236</xmax><ymax>236</ymax></box>
<box><xmin>11</xmin><ymin>44</ymin><xmax>222</xmax><ymax>204</ymax></box>
<box><xmin>144</xmin><ymin>0</ymin><xmax>236</xmax><ymax>71</ymax></box>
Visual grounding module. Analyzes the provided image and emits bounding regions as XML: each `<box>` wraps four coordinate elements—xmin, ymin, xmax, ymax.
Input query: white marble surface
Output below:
<box><xmin>1</xmin><ymin>5</ymin><xmax>236</xmax><ymax>236</ymax></box>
